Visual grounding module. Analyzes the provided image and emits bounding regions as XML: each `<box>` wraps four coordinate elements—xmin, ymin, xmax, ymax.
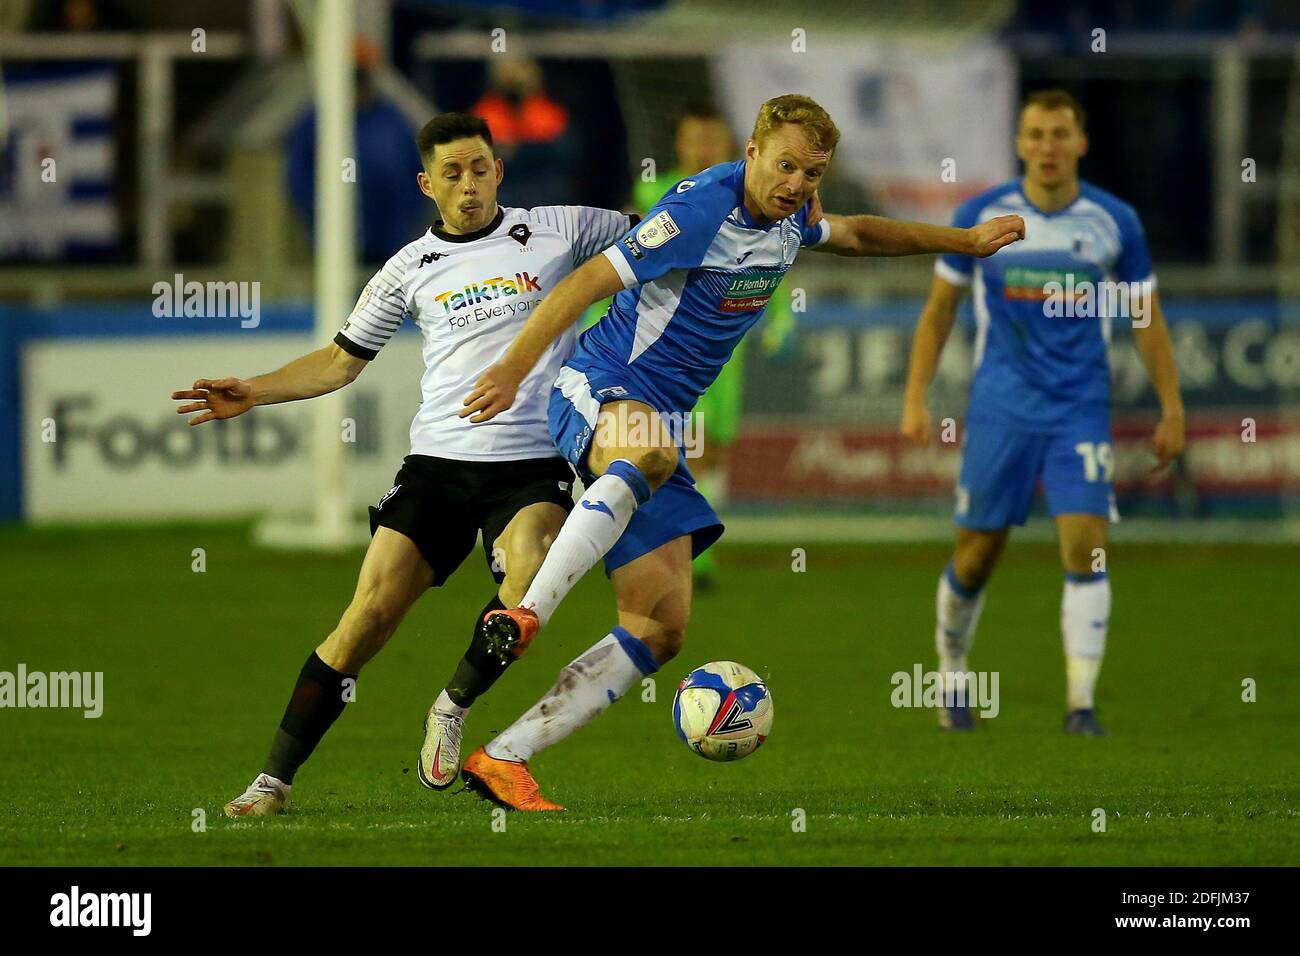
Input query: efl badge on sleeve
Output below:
<box><xmin>636</xmin><ymin>211</ymin><xmax>680</xmax><ymax>249</ymax></box>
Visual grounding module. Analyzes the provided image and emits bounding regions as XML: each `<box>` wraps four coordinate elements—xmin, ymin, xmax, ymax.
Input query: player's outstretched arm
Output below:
<box><xmin>1130</xmin><ymin>290</ymin><xmax>1185</xmax><ymax>471</ymax></box>
<box><xmin>460</xmin><ymin>254</ymin><xmax>625</xmax><ymax>423</ymax></box>
<box><xmin>900</xmin><ymin>275</ymin><xmax>966</xmax><ymax>446</ymax></box>
<box><xmin>171</xmin><ymin>343</ymin><xmax>368</xmax><ymax>426</ymax></box>
<box><xmin>816</xmin><ymin>213</ymin><xmax>1025</xmax><ymax>258</ymax></box>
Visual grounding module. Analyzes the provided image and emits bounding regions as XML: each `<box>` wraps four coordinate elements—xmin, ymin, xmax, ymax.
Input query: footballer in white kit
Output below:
<box><xmin>171</xmin><ymin>113</ymin><xmax>634</xmax><ymax>816</ymax></box>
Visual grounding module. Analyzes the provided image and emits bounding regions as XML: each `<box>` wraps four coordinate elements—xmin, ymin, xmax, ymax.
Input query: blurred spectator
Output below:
<box><xmin>26</xmin><ymin>0</ymin><xmax>134</xmax><ymax>31</ymax></box>
<box><xmin>471</xmin><ymin>54</ymin><xmax>578</xmax><ymax>208</ymax></box>
<box><xmin>284</xmin><ymin>39</ymin><xmax>424</xmax><ymax>264</ymax></box>
<box><xmin>634</xmin><ymin>100</ymin><xmax>733</xmax><ymax>210</ymax></box>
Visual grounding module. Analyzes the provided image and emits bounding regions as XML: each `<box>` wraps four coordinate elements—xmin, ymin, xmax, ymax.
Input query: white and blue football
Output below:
<box><xmin>672</xmin><ymin>661</ymin><xmax>773</xmax><ymax>761</ymax></box>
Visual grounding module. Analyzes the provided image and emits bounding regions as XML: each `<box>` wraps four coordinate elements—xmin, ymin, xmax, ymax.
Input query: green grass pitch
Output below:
<box><xmin>1</xmin><ymin>521</ymin><xmax>1297</xmax><ymax>866</ymax></box>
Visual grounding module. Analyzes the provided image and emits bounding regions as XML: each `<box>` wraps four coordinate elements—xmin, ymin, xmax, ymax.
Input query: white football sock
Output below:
<box><xmin>518</xmin><ymin>461</ymin><xmax>650</xmax><ymax>628</ymax></box>
<box><xmin>486</xmin><ymin>628</ymin><xmax>659</xmax><ymax>763</ymax></box>
<box><xmin>936</xmin><ymin>563</ymin><xmax>986</xmax><ymax>688</ymax></box>
<box><xmin>1062</xmin><ymin>573</ymin><xmax>1110</xmax><ymax>711</ymax></box>
<box><xmin>433</xmin><ymin>689</ymin><xmax>467</xmax><ymax>718</ymax></box>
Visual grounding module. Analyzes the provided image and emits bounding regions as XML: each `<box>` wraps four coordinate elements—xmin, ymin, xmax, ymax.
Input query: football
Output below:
<box><xmin>672</xmin><ymin>661</ymin><xmax>773</xmax><ymax>761</ymax></box>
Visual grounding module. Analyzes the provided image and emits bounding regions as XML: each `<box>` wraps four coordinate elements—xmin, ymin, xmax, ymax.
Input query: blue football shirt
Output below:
<box><xmin>936</xmin><ymin>178</ymin><xmax>1155</xmax><ymax>430</ymax></box>
<box><xmin>571</xmin><ymin>159</ymin><xmax>829</xmax><ymax>415</ymax></box>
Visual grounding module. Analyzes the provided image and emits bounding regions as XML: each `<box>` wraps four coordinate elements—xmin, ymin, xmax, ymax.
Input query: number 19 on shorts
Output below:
<box><xmin>1074</xmin><ymin>441</ymin><xmax>1114</xmax><ymax>483</ymax></box>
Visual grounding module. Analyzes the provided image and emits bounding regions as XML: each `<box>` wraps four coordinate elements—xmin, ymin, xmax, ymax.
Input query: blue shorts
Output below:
<box><xmin>956</xmin><ymin>417</ymin><xmax>1118</xmax><ymax>530</ymax></box>
<box><xmin>548</xmin><ymin>364</ymin><xmax>724</xmax><ymax>574</ymax></box>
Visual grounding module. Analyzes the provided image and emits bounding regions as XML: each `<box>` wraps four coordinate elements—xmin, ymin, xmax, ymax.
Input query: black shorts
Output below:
<box><xmin>369</xmin><ymin>455</ymin><xmax>576</xmax><ymax>587</ymax></box>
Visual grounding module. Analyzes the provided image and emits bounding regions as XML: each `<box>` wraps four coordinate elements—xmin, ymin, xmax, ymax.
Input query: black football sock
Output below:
<box><xmin>263</xmin><ymin>652</ymin><xmax>354</xmax><ymax>784</ymax></box>
<box><xmin>444</xmin><ymin>594</ymin><xmax>511</xmax><ymax>708</ymax></box>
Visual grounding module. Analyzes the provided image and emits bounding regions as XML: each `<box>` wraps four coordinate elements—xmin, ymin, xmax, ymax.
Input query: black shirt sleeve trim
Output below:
<box><xmin>627</xmin><ymin>213</ymin><xmax>642</xmax><ymax>229</ymax></box>
<box><xmin>334</xmin><ymin>331</ymin><xmax>377</xmax><ymax>360</ymax></box>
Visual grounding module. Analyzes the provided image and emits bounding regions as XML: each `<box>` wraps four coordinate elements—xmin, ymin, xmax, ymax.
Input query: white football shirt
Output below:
<box><xmin>336</xmin><ymin>205</ymin><xmax>633</xmax><ymax>461</ymax></box>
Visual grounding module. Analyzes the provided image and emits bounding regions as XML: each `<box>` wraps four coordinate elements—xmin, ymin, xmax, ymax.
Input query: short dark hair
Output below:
<box><xmin>415</xmin><ymin>112</ymin><xmax>493</xmax><ymax>167</ymax></box>
<box><xmin>1020</xmin><ymin>89</ymin><xmax>1086</xmax><ymax>131</ymax></box>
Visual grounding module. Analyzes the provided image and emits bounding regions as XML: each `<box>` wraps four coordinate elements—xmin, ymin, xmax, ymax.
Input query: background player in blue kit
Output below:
<box><xmin>452</xmin><ymin>93</ymin><xmax>1026</xmax><ymax>808</ymax></box>
<box><xmin>899</xmin><ymin>89</ymin><xmax>1186</xmax><ymax>736</ymax></box>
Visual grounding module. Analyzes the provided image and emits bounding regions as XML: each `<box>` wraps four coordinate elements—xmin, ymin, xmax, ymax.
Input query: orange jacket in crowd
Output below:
<box><xmin>471</xmin><ymin>92</ymin><xmax>569</xmax><ymax>146</ymax></box>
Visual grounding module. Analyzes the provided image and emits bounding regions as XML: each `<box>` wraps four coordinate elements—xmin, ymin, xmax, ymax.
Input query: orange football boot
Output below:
<box><xmin>461</xmin><ymin>746</ymin><xmax>565</xmax><ymax>811</ymax></box>
<box><xmin>482</xmin><ymin>606</ymin><xmax>541</xmax><ymax>660</ymax></box>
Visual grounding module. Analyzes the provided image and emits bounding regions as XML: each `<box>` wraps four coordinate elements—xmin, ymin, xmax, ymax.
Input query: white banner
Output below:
<box><xmin>712</xmin><ymin>40</ymin><xmax>1015</xmax><ymax>223</ymax></box>
<box><xmin>0</xmin><ymin>65</ymin><xmax>118</xmax><ymax>259</ymax></box>
<box><xmin>22</xmin><ymin>336</ymin><xmax>429</xmax><ymax>521</ymax></box>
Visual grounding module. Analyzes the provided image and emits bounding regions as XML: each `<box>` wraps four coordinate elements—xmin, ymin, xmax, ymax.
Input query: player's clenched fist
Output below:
<box><xmin>1150</xmin><ymin>413</ymin><xmax>1185</xmax><ymax>473</ymax></box>
<box><xmin>899</xmin><ymin>399</ymin><xmax>932</xmax><ymax>447</ymax></box>
<box><xmin>460</xmin><ymin>362</ymin><xmax>522</xmax><ymax>423</ymax></box>
<box><xmin>967</xmin><ymin>215</ymin><xmax>1025</xmax><ymax>257</ymax></box>
<box><xmin>171</xmin><ymin>377</ymin><xmax>254</xmax><ymax>426</ymax></box>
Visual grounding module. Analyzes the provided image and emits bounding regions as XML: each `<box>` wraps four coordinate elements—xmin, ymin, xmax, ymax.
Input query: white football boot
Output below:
<box><xmin>418</xmin><ymin>705</ymin><xmax>465</xmax><ymax>791</ymax></box>
<box><xmin>223</xmin><ymin>772</ymin><xmax>291</xmax><ymax>818</ymax></box>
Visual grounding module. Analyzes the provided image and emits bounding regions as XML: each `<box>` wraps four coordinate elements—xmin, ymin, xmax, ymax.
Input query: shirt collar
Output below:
<box><xmin>431</xmin><ymin>206</ymin><xmax>505</xmax><ymax>243</ymax></box>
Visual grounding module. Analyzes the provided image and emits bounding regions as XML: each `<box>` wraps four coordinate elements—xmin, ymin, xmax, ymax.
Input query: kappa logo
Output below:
<box><xmin>509</xmin><ymin>223</ymin><xmax>532</xmax><ymax>246</ymax></box>
<box><xmin>418</xmin><ymin>252</ymin><xmax>448</xmax><ymax>267</ymax></box>
<box><xmin>636</xmin><ymin>210</ymin><xmax>679</xmax><ymax>249</ymax></box>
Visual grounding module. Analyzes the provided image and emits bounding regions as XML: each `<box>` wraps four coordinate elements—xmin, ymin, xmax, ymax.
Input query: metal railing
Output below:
<box><xmin>0</xmin><ymin>28</ymin><xmax>1295</xmax><ymax>301</ymax></box>
<box><xmin>0</xmin><ymin>31</ymin><xmax>248</xmax><ymax>270</ymax></box>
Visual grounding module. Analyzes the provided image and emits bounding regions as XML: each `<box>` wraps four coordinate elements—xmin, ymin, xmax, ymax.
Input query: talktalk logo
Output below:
<box><xmin>434</xmin><ymin>272</ymin><xmax>541</xmax><ymax>313</ymax></box>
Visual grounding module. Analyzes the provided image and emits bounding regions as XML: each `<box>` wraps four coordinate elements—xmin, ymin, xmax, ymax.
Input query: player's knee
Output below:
<box><xmin>631</xmin><ymin>446</ymin><xmax>676</xmax><ymax>489</ymax></box>
<box><xmin>639</xmin><ymin>622</ymin><xmax>686</xmax><ymax>664</ymax></box>
<box><xmin>954</xmin><ymin>537</ymin><xmax>1002</xmax><ymax>586</ymax></box>
<box><xmin>501</xmin><ymin>538</ymin><xmax>547</xmax><ymax>593</ymax></box>
<box><xmin>1061</xmin><ymin>536</ymin><xmax>1104</xmax><ymax>574</ymax></box>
